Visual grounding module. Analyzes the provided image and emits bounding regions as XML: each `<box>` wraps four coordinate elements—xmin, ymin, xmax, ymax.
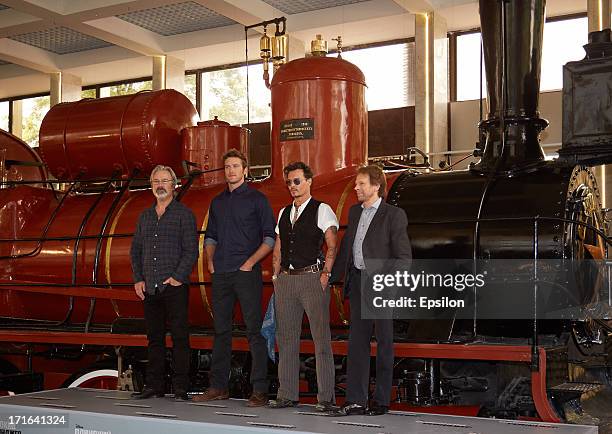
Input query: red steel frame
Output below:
<box><xmin>0</xmin><ymin>330</ymin><xmax>560</xmax><ymax>423</ymax></box>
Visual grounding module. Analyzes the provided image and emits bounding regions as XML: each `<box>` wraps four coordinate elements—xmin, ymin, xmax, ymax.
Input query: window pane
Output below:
<box><xmin>342</xmin><ymin>43</ymin><xmax>413</xmax><ymax>109</ymax></box>
<box><xmin>0</xmin><ymin>101</ymin><xmax>8</xmax><ymax>131</ymax></box>
<box><xmin>184</xmin><ymin>73</ymin><xmax>197</xmax><ymax>112</ymax></box>
<box><xmin>201</xmin><ymin>64</ymin><xmax>271</xmax><ymax>125</ymax></box>
<box><xmin>456</xmin><ymin>32</ymin><xmax>486</xmax><ymax>102</ymax></box>
<box><xmin>541</xmin><ymin>17</ymin><xmax>588</xmax><ymax>91</ymax></box>
<box><xmin>457</xmin><ymin>18</ymin><xmax>590</xmax><ymax>99</ymax></box>
<box><xmin>21</xmin><ymin>95</ymin><xmax>50</xmax><ymax>147</ymax></box>
<box><xmin>100</xmin><ymin>80</ymin><xmax>152</xmax><ymax>97</ymax></box>
<box><xmin>82</xmin><ymin>88</ymin><xmax>96</xmax><ymax>99</ymax></box>
<box><xmin>246</xmin><ymin>64</ymin><xmax>271</xmax><ymax>123</ymax></box>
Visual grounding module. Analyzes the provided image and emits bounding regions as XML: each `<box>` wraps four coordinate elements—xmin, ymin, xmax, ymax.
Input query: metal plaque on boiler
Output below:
<box><xmin>280</xmin><ymin>118</ymin><xmax>314</xmax><ymax>141</ymax></box>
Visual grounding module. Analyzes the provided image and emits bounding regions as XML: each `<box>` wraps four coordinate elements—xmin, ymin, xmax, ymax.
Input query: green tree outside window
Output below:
<box><xmin>22</xmin><ymin>96</ymin><xmax>50</xmax><ymax>147</ymax></box>
<box><xmin>82</xmin><ymin>88</ymin><xmax>96</xmax><ymax>99</ymax></box>
<box><xmin>202</xmin><ymin>65</ymin><xmax>270</xmax><ymax>125</ymax></box>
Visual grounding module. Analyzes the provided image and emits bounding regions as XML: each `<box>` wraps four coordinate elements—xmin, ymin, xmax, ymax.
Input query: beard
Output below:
<box><xmin>154</xmin><ymin>187</ymin><xmax>170</xmax><ymax>199</ymax></box>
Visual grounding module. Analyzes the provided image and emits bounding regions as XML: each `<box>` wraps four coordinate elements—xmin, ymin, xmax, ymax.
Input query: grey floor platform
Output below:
<box><xmin>0</xmin><ymin>387</ymin><xmax>599</xmax><ymax>434</ymax></box>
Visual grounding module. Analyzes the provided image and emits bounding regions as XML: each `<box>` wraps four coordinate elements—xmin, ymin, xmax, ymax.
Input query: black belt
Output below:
<box><xmin>281</xmin><ymin>263</ymin><xmax>323</xmax><ymax>275</ymax></box>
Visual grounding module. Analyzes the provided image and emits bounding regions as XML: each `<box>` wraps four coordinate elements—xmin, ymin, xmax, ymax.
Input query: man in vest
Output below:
<box><xmin>267</xmin><ymin>161</ymin><xmax>339</xmax><ymax>412</ymax></box>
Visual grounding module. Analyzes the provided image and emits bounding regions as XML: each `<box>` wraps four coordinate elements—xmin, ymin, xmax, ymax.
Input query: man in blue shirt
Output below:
<box><xmin>195</xmin><ymin>149</ymin><xmax>275</xmax><ymax>407</ymax></box>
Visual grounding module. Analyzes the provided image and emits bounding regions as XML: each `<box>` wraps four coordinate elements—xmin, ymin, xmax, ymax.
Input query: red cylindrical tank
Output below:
<box><xmin>181</xmin><ymin>116</ymin><xmax>249</xmax><ymax>187</ymax></box>
<box><xmin>39</xmin><ymin>90</ymin><xmax>198</xmax><ymax>180</ymax></box>
<box><xmin>270</xmin><ymin>56</ymin><xmax>367</xmax><ymax>185</ymax></box>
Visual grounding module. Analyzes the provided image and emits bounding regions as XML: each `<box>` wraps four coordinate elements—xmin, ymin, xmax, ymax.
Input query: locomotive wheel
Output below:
<box><xmin>63</xmin><ymin>361</ymin><xmax>118</xmax><ymax>390</ymax></box>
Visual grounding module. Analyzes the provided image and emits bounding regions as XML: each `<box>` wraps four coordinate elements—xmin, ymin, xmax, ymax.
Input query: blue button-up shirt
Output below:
<box><xmin>353</xmin><ymin>197</ymin><xmax>382</xmax><ymax>269</ymax></box>
<box><xmin>130</xmin><ymin>199</ymin><xmax>198</xmax><ymax>293</ymax></box>
<box><xmin>204</xmin><ymin>182</ymin><xmax>275</xmax><ymax>273</ymax></box>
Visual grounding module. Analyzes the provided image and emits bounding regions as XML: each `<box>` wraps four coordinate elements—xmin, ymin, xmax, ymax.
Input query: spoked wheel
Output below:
<box><xmin>66</xmin><ymin>368</ymin><xmax>119</xmax><ymax>389</ymax></box>
<box><xmin>63</xmin><ymin>360</ymin><xmax>121</xmax><ymax>390</ymax></box>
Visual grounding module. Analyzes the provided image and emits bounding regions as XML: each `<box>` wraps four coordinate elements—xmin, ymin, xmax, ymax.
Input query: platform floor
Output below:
<box><xmin>0</xmin><ymin>388</ymin><xmax>599</xmax><ymax>434</ymax></box>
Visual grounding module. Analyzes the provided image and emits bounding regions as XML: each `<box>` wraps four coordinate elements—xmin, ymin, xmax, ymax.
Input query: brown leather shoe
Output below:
<box><xmin>192</xmin><ymin>388</ymin><xmax>229</xmax><ymax>402</ymax></box>
<box><xmin>246</xmin><ymin>391</ymin><xmax>268</xmax><ymax>407</ymax></box>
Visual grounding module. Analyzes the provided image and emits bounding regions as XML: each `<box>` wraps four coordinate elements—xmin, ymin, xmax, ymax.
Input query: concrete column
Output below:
<box><xmin>11</xmin><ymin>99</ymin><xmax>22</xmax><ymax>138</ymax></box>
<box><xmin>152</xmin><ymin>55</ymin><xmax>185</xmax><ymax>93</ymax></box>
<box><xmin>587</xmin><ymin>0</ymin><xmax>611</xmax><ymax>208</ymax></box>
<box><xmin>587</xmin><ymin>0</ymin><xmax>611</xmax><ymax>33</ymax></box>
<box><xmin>415</xmin><ymin>11</ymin><xmax>448</xmax><ymax>164</ymax></box>
<box><xmin>50</xmin><ymin>72</ymin><xmax>82</xmax><ymax>106</ymax></box>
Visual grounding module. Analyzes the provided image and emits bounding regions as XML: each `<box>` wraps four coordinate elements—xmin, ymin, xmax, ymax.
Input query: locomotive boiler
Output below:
<box><xmin>0</xmin><ymin>0</ymin><xmax>609</xmax><ymax>425</ymax></box>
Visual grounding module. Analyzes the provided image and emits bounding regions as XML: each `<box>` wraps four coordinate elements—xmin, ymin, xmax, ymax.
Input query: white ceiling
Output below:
<box><xmin>0</xmin><ymin>0</ymin><xmax>587</xmax><ymax>99</ymax></box>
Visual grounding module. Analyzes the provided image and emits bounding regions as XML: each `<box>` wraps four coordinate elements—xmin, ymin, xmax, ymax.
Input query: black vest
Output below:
<box><xmin>279</xmin><ymin>198</ymin><xmax>324</xmax><ymax>269</ymax></box>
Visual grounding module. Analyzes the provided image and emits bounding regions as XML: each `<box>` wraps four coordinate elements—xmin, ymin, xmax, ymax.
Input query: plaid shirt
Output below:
<box><xmin>130</xmin><ymin>199</ymin><xmax>198</xmax><ymax>294</ymax></box>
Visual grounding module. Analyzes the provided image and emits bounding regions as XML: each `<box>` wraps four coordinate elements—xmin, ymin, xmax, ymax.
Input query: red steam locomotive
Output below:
<box><xmin>0</xmin><ymin>0</ymin><xmax>610</xmax><ymax>425</ymax></box>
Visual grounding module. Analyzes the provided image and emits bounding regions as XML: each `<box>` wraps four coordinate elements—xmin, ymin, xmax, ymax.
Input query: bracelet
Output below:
<box><xmin>272</xmin><ymin>274</ymin><xmax>278</xmax><ymax>280</ymax></box>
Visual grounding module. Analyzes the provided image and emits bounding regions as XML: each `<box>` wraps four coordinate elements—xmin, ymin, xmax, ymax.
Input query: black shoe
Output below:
<box><xmin>131</xmin><ymin>388</ymin><xmax>164</xmax><ymax>399</ymax></box>
<box><xmin>366</xmin><ymin>403</ymin><xmax>389</xmax><ymax>416</ymax></box>
<box><xmin>267</xmin><ymin>397</ymin><xmax>299</xmax><ymax>408</ymax></box>
<box><xmin>174</xmin><ymin>391</ymin><xmax>190</xmax><ymax>401</ymax></box>
<box><xmin>337</xmin><ymin>402</ymin><xmax>366</xmax><ymax>416</ymax></box>
<box><xmin>315</xmin><ymin>401</ymin><xmax>339</xmax><ymax>412</ymax></box>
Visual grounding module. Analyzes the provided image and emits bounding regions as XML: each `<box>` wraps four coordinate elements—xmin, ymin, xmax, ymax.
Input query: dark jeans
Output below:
<box><xmin>210</xmin><ymin>268</ymin><xmax>268</xmax><ymax>393</ymax></box>
<box><xmin>346</xmin><ymin>267</ymin><xmax>394</xmax><ymax>406</ymax></box>
<box><xmin>143</xmin><ymin>284</ymin><xmax>190</xmax><ymax>393</ymax></box>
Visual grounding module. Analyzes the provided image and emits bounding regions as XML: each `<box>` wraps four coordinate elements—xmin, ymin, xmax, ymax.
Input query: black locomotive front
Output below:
<box><xmin>383</xmin><ymin>0</ymin><xmax>611</xmax><ymax>416</ymax></box>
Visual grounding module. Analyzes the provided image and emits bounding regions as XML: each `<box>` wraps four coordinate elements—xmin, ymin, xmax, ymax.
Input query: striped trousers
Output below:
<box><xmin>274</xmin><ymin>272</ymin><xmax>335</xmax><ymax>403</ymax></box>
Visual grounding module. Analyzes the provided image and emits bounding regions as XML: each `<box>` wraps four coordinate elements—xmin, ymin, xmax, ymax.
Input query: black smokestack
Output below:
<box><xmin>476</xmin><ymin>0</ymin><xmax>548</xmax><ymax>172</ymax></box>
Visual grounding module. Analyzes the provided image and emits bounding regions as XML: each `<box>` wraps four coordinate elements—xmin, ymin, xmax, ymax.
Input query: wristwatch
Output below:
<box><xmin>321</xmin><ymin>270</ymin><xmax>330</xmax><ymax>277</ymax></box>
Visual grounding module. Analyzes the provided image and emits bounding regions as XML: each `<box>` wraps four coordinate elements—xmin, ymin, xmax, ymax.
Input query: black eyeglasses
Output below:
<box><xmin>285</xmin><ymin>178</ymin><xmax>303</xmax><ymax>186</ymax></box>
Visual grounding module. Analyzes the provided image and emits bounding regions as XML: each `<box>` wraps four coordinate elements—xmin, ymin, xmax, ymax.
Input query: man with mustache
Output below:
<box><xmin>267</xmin><ymin>161</ymin><xmax>338</xmax><ymax>411</ymax></box>
<box><xmin>195</xmin><ymin>149</ymin><xmax>275</xmax><ymax>407</ymax></box>
<box><xmin>130</xmin><ymin>165</ymin><xmax>198</xmax><ymax>401</ymax></box>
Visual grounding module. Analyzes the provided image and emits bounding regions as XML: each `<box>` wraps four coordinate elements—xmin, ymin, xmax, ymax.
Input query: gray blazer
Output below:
<box><xmin>331</xmin><ymin>200</ymin><xmax>412</xmax><ymax>298</ymax></box>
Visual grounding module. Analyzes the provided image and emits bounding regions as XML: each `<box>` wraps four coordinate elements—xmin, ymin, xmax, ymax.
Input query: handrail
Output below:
<box><xmin>175</xmin><ymin>169</ymin><xmax>199</xmax><ymax>202</ymax></box>
<box><xmin>92</xmin><ymin>170</ymin><xmax>138</xmax><ymax>284</ymax></box>
<box><xmin>62</xmin><ymin>174</ymin><xmax>116</xmax><ymax>327</ymax></box>
<box><xmin>0</xmin><ymin>167</ymin><xmax>223</xmax><ymax>186</ymax></box>
<box><xmin>409</xmin><ymin>215</ymin><xmax>612</xmax><ymax>249</ymax></box>
<box><xmin>84</xmin><ymin>170</ymin><xmax>138</xmax><ymax>334</ymax></box>
<box><xmin>1</xmin><ymin>215</ymin><xmax>609</xmax><ymax>250</ymax></box>
<box><xmin>0</xmin><ymin>178</ymin><xmax>79</xmax><ymax>260</ymax></box>
<box><xmin>71</xmin><ymin>174</ymin><xmax>117</xmax><ymax>287</ymax></box>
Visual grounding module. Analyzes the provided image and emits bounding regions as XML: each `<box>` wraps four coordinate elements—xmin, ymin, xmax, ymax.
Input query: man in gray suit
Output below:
<box><xmin>331</xmin><ymin>165</ymin><xmax>412</xmax><ymax>416</ymax></box>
